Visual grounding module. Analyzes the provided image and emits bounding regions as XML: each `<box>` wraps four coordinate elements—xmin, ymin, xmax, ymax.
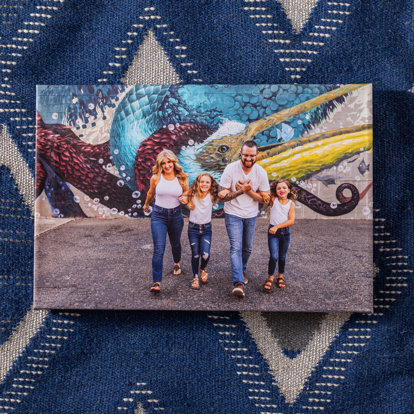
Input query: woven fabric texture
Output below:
<box><xmin>0</xmin><ymin>1</ymin><xmax>413</xmax><ymax>413</ymax></box>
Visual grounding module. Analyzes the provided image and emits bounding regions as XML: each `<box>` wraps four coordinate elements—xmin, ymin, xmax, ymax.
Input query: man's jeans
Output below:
<box><xmin>267</xmin><ymin>226</ymin><xmax>291</xmax><ymax>275</ymax></box>
<box><xmin>187</xmin><ymin>221</ymin><xmax>212</xmax><ymax>277</ymax></box>
<box><xmin>150</xmin><ymin>205</ymin><xmax>184</xmax><ymax>283</ymax></box>
<box><xmin>225</xmin><ymin>213</ymin><xmax>257</xmax><ymax>287</ymax></box>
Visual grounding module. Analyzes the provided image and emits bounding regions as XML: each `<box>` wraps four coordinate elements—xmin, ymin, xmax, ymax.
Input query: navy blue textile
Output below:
<box><xmin>0</xmin><ymin>1</ymin><xmax>413</xmax><ymax>413</ymax></box>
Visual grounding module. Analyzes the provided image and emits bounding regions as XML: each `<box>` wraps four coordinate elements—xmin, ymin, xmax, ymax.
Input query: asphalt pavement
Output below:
<box><xmin>34</xmin><ymin>217</ymin><xmax>372</xmax><ymax>312</ymax></box>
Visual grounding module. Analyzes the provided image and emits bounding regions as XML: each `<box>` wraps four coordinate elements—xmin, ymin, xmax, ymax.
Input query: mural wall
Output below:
<box><xmin>35</xmin><ymin>84</ymin><xmax>373</xmax><ymax>220</ymax></box>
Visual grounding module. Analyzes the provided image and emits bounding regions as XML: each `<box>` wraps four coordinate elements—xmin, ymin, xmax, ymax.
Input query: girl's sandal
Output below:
<box><xmin>200</xmin><ymin>269</ymin><xmax>208</xmax><ymax>284</ymax></box>
<box><xmin>191</xmin><ymin>277</ymin><xmax>200</xmax><ymax>290</ymax></box>
<box><xmin>276</xmin><ymin>277</ymin><xmax>286</xmax><ymax>288</ymax></box>
<box><xmin>263</xmin><ymin>277</ymin><xmax>274</xmax><ymax>293</ymax></box>
<box><xmin>173</xmin><ymin>263</ymin><xmax>182</xmax><ymax>276</ymax></box>
<box><xmin>150</xmin><ymin>282</ymin><xmax>161</xmax><ymax>293</ymax></box>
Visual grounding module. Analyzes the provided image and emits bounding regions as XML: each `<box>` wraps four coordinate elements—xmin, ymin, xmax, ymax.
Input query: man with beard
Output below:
<box><xmin>218</xmin><ymin>141</ymin><xmax>270</xmax><ymax>297</ymax></box>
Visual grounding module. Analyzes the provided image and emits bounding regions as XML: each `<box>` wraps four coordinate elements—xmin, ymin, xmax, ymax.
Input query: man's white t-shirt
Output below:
<box><xmin>220</xmin><ymin>160</ymin><xmax>270</xmax><ymax>218</ymax></box>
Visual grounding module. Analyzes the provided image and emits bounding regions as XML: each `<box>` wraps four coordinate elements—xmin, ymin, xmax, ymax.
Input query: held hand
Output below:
<box><xmin>262</xmin><ymin>193</ymin><xmax>271</xmax><ymax>204</ymax></box>
<box><xmin>269</xmin><ymin>225</ymin><xmax>279</xmax><ymax>234</ymax></box>
<box><xmin>143</xmin><ymin>204</ymin><xmax>149</xmax><ymax>213</ymax></box>
<box><xmin>235</xmin><ymin>181</ymin><xmax>243</xmax><ymax>191</ymax></box>
<box><xmin>179</xmin><ymin>195</ymin><xmax>188</xmax><ymax>204</ymax></box>
<box><xmin>218</xmin><ymin>190</ymin><xmax>228</xmax><ymax>199</ymax></box>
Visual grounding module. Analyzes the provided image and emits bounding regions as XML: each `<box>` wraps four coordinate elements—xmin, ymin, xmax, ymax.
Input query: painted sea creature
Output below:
<box><xmin>36</xmin><ymin>84</ymin><xmax>372</xmax><ymax>218</ymax></box>
<box><xmin>358</xmin><ymin>159</ymin><xmax>370</xmax><ymax>175</ymax></box>
<box><xmin>314</xmin><ymin>175</ymin><xmax>340</xmax><ymax>187</ymax></box>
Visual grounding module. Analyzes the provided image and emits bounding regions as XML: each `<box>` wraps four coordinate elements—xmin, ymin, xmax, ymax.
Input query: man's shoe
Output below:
<box><xmin>232</xmin><ymin>283</ymin><xmax>245</xmax><ymax>297</ymax></box>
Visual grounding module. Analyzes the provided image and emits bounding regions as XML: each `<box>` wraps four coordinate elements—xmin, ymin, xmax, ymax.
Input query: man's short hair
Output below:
<box><xmin>241</xmin><ymin>140</ymin><xmax>258</xmax><ymax>153</ymax></box>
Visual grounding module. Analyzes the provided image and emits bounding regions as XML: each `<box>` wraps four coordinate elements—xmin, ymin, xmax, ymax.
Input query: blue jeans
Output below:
<box><xmin>150</xmin><ymin>205</ymin><xmax>184</xmax><ymax>283</ymax></box>
<box><xmin>187</xmin><ymin>222</ymin><xmax>212</xmax><ymax>277</ymax></box>
<box><xmin>225</xmin><ymin>213</ymin><xmax>257</xmax><ymax>287</ymax></box>
<box><xmin>268</xmin><ymin>226</ymin><xmax>291</xmax><ymax>275</ymax></box>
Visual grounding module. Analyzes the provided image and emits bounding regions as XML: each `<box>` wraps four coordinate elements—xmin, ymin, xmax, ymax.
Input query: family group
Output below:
<box><xmin>142</xmin><ymin>141</ymin><xmax>297</xmax><ymax>298</ymax></box>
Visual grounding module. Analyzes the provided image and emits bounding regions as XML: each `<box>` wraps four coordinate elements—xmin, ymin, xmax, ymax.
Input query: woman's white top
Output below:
<box><xmin>154</xmin><ymin>175</ymin><xmax>182</xmax><ymax>208</ymax></box>
<box><xmin>270</xmin><ymin>198</ymin><xmax>292</xmax><ymax>226</ymax></box>
<box><xmin>189</xmin><ymin>194</ymin><xmax>212</xmax><ymax>224</ymax></box>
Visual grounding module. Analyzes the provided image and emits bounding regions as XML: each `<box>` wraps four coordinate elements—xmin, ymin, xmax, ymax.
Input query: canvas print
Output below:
<box><xmin>34</xmin><ymin>84</ymin><xmax>373</xmax><ymax>311</ymax></box>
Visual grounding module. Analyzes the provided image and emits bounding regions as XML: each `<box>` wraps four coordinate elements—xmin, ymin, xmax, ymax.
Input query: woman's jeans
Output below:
<box><xmin>151</xmin><ymin>205</ymin><xmax>184</xmax><ymax>283</ymax></box>
<box><xmin>188</xmin><ymin>222</ymin><xmax>212</xmax><ymax>278</ymax></box>
<box><xmin>268</xmin><ymin>226</ymin><xmax>291</xmax><ymax>275</ymax></box>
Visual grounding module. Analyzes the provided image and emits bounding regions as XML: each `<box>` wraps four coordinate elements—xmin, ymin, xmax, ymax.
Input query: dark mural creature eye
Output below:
<box><xmin>218</xmin><ymin>145</ymin><xmax>229</xmax><ymax>153</ymax></box>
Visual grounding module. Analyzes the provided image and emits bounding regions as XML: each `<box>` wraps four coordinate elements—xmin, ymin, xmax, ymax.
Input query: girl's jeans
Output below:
<box><xmin>187</xmin><ymin>221</ymin><xmax>212</xmax><ymax>277</ymax></box>
<box><xmin>268</xmin><ymin>226</ymin><xmax>291</xmax><ymax>275</ymax></box>
<box><xmin>150</xmin><ymin>205</ymin><xmax>184</xmax><ymax>283</ymax></box>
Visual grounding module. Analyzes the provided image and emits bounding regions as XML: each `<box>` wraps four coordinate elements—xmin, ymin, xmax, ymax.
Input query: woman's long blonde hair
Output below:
<box><xmin>188</xmin><ymin>173</ymin><xmax>218</xmax><ymax>204</ymax></box>
<box><xmin>152</xmin><ymin>149</ymin><xmax>188</xmax><ymax>188</ymax></box>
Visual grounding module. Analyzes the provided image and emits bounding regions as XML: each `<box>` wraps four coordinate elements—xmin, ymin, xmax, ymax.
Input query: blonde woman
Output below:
<box><xmin>143</xmin><ymin>150</ymin><xmax>189</xmax><ymax>293</ymax></box>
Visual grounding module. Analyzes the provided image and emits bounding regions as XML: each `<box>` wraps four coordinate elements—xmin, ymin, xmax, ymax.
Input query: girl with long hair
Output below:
<box><xmin>179</xmin><ymin>173</ymin><xmax>218</xmax><ymax>290</ymax></box>
<box><xmin>263</xmin><ymin>179</ymin><xmax>297</xmax><ymax>292</ymax></box>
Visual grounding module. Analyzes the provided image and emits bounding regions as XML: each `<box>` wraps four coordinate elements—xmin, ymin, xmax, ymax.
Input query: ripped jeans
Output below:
<box><xmin>188</xmin><ymin>221</ymin><xmax>212</xmax><ymax>278</ymax></box>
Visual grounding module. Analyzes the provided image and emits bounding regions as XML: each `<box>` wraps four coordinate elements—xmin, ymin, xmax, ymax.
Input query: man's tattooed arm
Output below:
<box><xmin>218</xmin><ymin>186</ymin><xmax>244</xmax><ymax>202</ymax></box>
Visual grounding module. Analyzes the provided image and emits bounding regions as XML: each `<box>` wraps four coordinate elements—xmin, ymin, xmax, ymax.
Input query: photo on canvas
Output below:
<box><xmin>34</xmin><ymin>84</ymin><xmax>373</xmax><ymax>311</ymax></box>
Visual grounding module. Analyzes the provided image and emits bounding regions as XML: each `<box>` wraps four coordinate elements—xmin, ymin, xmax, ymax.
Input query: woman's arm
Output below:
<box><xmin>143</xmin><ymin>175</ymin><xmax>158</xmax><ymax>212</ymax></box>
<box><xmin>269</xmin><ymin>202</ymin><xmax>296</xmax><ymax>233</ymax></box>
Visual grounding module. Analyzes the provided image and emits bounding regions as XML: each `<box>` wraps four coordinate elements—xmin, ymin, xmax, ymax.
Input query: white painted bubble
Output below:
<box><xmin>117</xmin><ymin>180</ymin><xmax>125</xmax><ymax>187</ymax></box>
<box><xmin>144</xmin><ymin>206</ymin><xmax>152</xmax><ymax>216</ymax></box>
<box><xmin>73</xmin><ymin>196</ymin><xmax>80</xmax><ymax>203</ymax></box>
<box><xmin>188</xmin><ymin>139</ymin><xmax>194</xmax><ymax>146</ymax></box>
<box><xmin>52</xmin><ymin>112</ymin><xmax>58</xmax><ymax>120</ymax></box>
<box><xmin>119</xmin><ymin>211</ymin><xmax>125</xmax><ymax>216</ymax></box>
<box><xmin>120</xmin><ymin>165</ymin><xmax>126</xmax><ymax>171</ymax></box>
<box><xmin>98</xmin><ymin>159</ymin><xmax>104</xmax><ymax>164</ymax></box>
<box><xmin>88</xmin><ymin>103</ymin><xmax>94</xmax><ymax>110</ymax></box>
<box><xmin>53</xmin><ymin>208</ymin><xmax>60</xmax><ymax>215</ymax></box>
<box><xmin>363</xmin><ymin>206</ymin><xmax>371</xmax><ymax>215</ymax></box>
<box><xmin>93</xmin><ymin>198</ymin><xmax>99</xmax><ymax>203</ymax></box>
<box><xmin>111</xmin><ymin>208</ymin><xmax>118</xmax><ymax>214</ymax></box>
<box><xmin>104</xmin><ymin>196</ymin><xmax>109</xmax><ymax>201</ymax></box>
<box><xmin>330</xmin><ymin>202</ymin><xmax>337</xmax><ymax>209</ymax></box>
<box><xmin>114</xmin><ymin>149</ymin><xmax>119</xmax><ymax>155</ymax></box>
<box><xmin>291</xmin><ymin>177</ymin><xmax>296</xmax><ymax>182</ymax></box>
<box><xmin>132</xmin><ymin>191</ymin><xmax>140</xmax><ymax>198</ymax></box>
<box><xmin>168</xmin><ymin>124</ymin><xmax>175</xmax><ymax>131</ymax></box>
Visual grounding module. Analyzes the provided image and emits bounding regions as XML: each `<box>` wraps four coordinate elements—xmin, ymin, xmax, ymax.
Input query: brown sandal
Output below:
<box><xmin>200</xmin><ymin>269</ymin><xmax>208</xmax><ymax>284</ymax></box>
<box><xmin>191</xmin><ymin>276</ymin><xmax>200</xmax><ymax>290</ymax></box>
<box><xmin>263</xmin><ymin>276</ymin><xmax>274</xmax><ymax>293</ymax></box>
<box><xmin>173</xmin><ymin>263</ymin><xmax>182</xmax><ymax>275</ymax></box>
<box><xmin>150</xmin><ymin>282</ymin><xmax>161</xmax><ymax>293</ymax></box>
<box><xmin>276</xmin><ymin>277</ymin><xmax>286</xmax><ymax>288</ymax></box>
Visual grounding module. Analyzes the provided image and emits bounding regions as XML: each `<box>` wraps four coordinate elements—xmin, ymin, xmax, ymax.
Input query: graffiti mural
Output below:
<box><xmin>35</xmin><ymin>84</ymin><xmax>372</xmax><ymax>219</ymax></box>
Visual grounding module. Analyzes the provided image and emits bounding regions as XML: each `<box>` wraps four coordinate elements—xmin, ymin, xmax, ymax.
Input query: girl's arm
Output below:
<box><xmin>269</xmin><ymin>202</ymin><xmax>296</xmax><ymax>233</ymax></box>
<box><xmin>179</xmin><ymin>190</ymin><xmax>190</xmax><ymax>205</ymax></box>
<box><xmin>143</xmin><ymin>175</ymin><xmax>158</xmax><ymax>212</ymax></box>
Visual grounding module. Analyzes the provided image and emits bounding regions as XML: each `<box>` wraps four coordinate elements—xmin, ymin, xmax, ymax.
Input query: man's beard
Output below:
<box><xmin>241</xmin><ymin>158</ymin><xmax>255</xmax><ymax>169</ymax></box>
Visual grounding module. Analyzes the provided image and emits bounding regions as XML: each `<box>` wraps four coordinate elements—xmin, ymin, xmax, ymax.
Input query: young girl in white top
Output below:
<box><xmin>179</xmin><ymin>173</ymin><xmax>218</xmax><ymax>290</ymax></box>
<box><xmin>263</xmin><ymin>179</ymin><xmax>297</xmax><ymax>292</ymax></box>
